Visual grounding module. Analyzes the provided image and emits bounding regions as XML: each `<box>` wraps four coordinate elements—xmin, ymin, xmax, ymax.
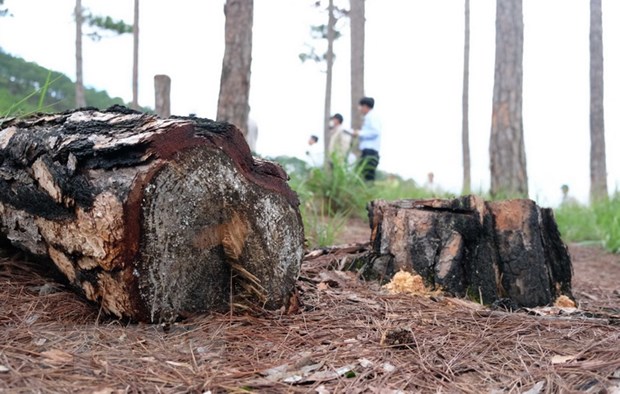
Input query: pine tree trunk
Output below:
<box><xmin>74</xmin><ymin>0</ymin><xmax>86</xmax><ymax>108</ymax></box>
<box><xmin>462</xmin><ymin>0</ymin><xmax>471</xmax><ymax>194</ymax></box>
<box><xmin>323</xmin><ymin>0</ymin><xmax>336</xmax><ymax>159</ymax></box>
<box><xmin>217</xmin><ymin>0</ymin><xmax>253</xmax><ymax>139</ymax></box>
<box><xmin>131</xmin><ymin>0</ymin><xmax>139</xmax><ymax>110</ymax></box>
<box><xmin>0</xmin><ymin>107</ymin><xmax>304</xmax><ymax>323</ymax></box>
<box><xmin>461</xmin><ymin>0</ymin><xmax>471</xmax><ymax>194</ymax></box>
<box><xmin>367</xmin><ymin>196</ymin><xmax>574</xmax><ymax>308</ymax></box>
<box><xmin>490</xmin><ymin>0</ymin><xmax>527</xmax><ymax>197</ymax></box>
<box><xmin>350</xmin><ymin>0</ymin><xmax>365</xmax><ymax>131</ymax></box>
<box><xmin>589</xmin><ymin>0</ymin><xmax>608</xmax><ymax>201</ymax></box>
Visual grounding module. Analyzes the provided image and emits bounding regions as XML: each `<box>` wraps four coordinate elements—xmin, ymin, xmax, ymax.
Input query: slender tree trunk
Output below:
<box><xmin>350</xmin><ymin>0</ymin><xmax>365</xmax><ymax>131</ymax></box>
<box><xmin>217</xmin><ymin>0</ymin><xmax>253</xmax><ymax>140</ymax></box>
<box><xmin>589</xmin><ymin>0</ymin><xmax>608</xmax><ymax>201</ymax></box>
<box><xmin>489</xmin><ymin>0</ymin><xmax>527</xmax><ymax>197</ymax></box>
<box><xmin>462</xmin><ymin>0</ymin><xmax>471</xmax><ymax>194</ymax></box>
<box><xmin>131</xmin><ymin>0</ymin><xmax>139</xmax><ymax>110</ymax></box>
<box><xmin>74</xmin><ymin>0</ymin><xmax>86</xmax><ymax>108</ymax></box>
<box><xmin>323</xmin><ymin>0</ymin><xmax>336</xmax><ymax>158</ymax></box>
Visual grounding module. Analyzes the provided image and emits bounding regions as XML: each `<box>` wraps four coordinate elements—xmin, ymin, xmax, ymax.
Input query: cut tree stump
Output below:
<box><xmin>367</xmin><ymin>195</ymin><xmax>574</xmax><ymax>307</ymax></box>
<box><xmin>0</xmin><ymin>106</ymin><xmax>304</xmax><ymax>322</ymax></box>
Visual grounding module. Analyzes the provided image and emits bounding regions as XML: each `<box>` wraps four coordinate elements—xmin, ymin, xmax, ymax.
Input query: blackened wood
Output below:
<box><xmin>368</xmin><ymin>196</ymin><xmax>573</xmax><ymax>307</ymax></box>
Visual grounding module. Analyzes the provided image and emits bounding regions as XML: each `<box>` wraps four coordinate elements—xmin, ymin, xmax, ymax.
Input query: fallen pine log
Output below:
<box><xmin>365</xmin><ymin>196</ymin><xmax>574</xmax><ymax>307</ymax></box>
<box><xmin>0</xmin><ymin>106</ymin><xmax>304</xmax><ymax>322</ymax></box>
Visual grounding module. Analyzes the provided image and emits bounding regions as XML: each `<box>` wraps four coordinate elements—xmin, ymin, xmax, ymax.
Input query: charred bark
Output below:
<box><xmin>367</xmin><ymin>196</ymin><xmax>573</xmax><ymax>308</ymax></box>
<box><xmin>0</xmin><ymin>107</ymin><xmax>304</xmax><ymax>322</ymax></box>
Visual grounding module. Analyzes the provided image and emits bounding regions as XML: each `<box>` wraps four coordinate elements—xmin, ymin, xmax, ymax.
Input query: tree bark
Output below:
<box><xmin>323</xmin><ymin>0</ymin><xmax>336</xmax><ymax>159</ymax></box>
<box><xmin>490</xmin><ymin>0</ymin><xmax>527</xmax><ymax>198</ymax></box>
<box><xmin>350</xmin><ymin>0</ymin><xmax>365</xmax><ymax>131</ymax></box>
<box><xmin>367</xmin><ymin>196</ymin><xmax>574</xmax><ymax>308</ymax></box>
<box><xmin>0</xmin><ymin>107</ymin><xmax>304</xmax><ymax>323</ymax></box>
<box><xmin>461</xmin><ymin>0</ymin><xmax>471</xmax><ymax>194</ymax></box>
<box><xmin>154</xmin><ymin>74</ymin><xmax>171</xmax><ymax>118</ymax></box>
<box><xmin>131</xmin><ymin>0</ymin><xmax>139</xmax><ymax>110</ymax></box>
<box><xmin>589</xmin><ymin>0</ymin><xmax>608</xmax><ymax>201</ymax></box>
<box><xmin>74</xmin><ymin>0</ymin><xmax>86</xmax><ymax>108</ymax></box>
<box><xmin>217</xmin><ymin>0</ymin><xmax>253</xmax><ymax>140</ymax></box>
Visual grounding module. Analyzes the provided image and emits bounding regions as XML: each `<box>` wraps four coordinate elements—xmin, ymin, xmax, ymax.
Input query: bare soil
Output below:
<box><xmin>0</xmin><ymin>220</ymin><xmax>619</xmax><ymax>393</ymax></box>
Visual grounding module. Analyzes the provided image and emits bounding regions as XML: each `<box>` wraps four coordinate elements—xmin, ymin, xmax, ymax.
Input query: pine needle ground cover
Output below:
<box><xmin>1</xmin><ymin>243</ymin><xmax>619</xmax><ymax>393</ymax></box>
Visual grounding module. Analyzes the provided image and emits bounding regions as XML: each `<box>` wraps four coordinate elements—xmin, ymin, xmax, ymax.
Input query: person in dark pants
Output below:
<box><xmin>354</xmin><ymin>97</ymin><xmax>382</xmax><ymax>181</ymax></box>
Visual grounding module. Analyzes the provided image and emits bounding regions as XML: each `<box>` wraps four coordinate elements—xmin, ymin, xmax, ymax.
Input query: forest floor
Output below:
<box><xmin>1</xmin><ymin>220</ymin><xmax>619</xmax><ymax>393</ymax></box>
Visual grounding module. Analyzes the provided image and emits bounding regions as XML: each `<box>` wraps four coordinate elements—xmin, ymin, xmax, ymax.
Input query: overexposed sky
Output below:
<box><xmin>0</xmin><ymin>0</ymin><xmax>618</xmax><ymax>206</ymax></box>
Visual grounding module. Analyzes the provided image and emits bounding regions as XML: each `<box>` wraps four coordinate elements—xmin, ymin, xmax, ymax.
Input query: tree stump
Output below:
<box><xmin>0</xmin><ymin>106</ymin><xmax>304</xmax><ymax>322</ymax></box>
<box><xmin>367</xmin><ymin>195</ymin><xmax>574</xmax><ymax>307</ymax></box>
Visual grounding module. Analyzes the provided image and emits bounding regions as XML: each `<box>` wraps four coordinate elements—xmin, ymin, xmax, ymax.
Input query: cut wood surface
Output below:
<box><xmin>0</xmin><ymin>106</ymin><xmax>304</xmax><ymax>322</ymax></box>
<box><xmin>367</xmin><ymin>195</ymin><xmax>574</xmax><ymax>307</ymax></box>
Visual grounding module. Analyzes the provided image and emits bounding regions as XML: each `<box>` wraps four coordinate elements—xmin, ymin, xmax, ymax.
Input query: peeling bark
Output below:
<box><xmin>0</xmin><ymin>106</ymin><xmax>304</xmax><ymax>322</ymax></box>
<box><xmin>367</xmin><ymin>196</ymin><xmax>573</xmax><ymax>308</ymax></box>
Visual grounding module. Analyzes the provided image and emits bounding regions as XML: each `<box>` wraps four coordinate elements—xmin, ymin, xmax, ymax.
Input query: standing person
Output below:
<box><xmin>354</xmin><ymin>97</ymin><xmax>381</xmax><ymax>181</ymax></box>
<box><xmin>560</xmin><ymin>184</ymin><xmax>579</xmax><ymax>206</ymax></box>
<box><xmin>305</xmin><ymin>135</ymin><xmax>324</xmax><ymax>167</ymax></box>
<box><xmin>328</xmin><ymin>113</ymin><xmax>352</xmax><ymax>163</ymax></box>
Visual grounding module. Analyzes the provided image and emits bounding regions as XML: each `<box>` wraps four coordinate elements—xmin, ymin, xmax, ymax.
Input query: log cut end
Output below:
<box><xmin>0</xmin><ymin>107</ymin><xmax>304</xmax><ymax>322</ymax></box>
<box><xmin>367</xmin><ymin>196</ymin><xmax>574</xmax><ymax>308</ymax></box>
<box><xmin>138</xmin><ymin>145</ymin><xmax>304</xmax><ymax>322</ymax></box>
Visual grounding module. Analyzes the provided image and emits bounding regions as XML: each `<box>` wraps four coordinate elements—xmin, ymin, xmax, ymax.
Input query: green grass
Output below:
<box><xmin>279</xmin><ymin>153</ymin><xmax>619</xmax><ymax>253</ymax></box>
<box><xmin>555</xmin><ymin>193</ymin><xmax>620</xmax><ymax>253</ymax></box>
<box><xmin>280</xmin><ymin>154</ymin><xmax>447</xmax><ymax>248</ymax></box>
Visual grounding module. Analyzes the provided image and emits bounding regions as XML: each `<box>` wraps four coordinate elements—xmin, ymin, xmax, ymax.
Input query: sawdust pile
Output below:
<box><xmin>383</xmin><ymin>270</ymin><xmax>427</xmax><ymax>295</ymax></box>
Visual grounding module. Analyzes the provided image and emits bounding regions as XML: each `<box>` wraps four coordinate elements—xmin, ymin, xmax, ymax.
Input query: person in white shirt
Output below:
<box><xmin>353</xmin><ymin>97</ymin><xmax>381</xmax><ymax>181</ymax></box>
<box><xmin>305</xmin><ymin>135</ymin><xmax>324</xmax><ymax>167</ymax></box>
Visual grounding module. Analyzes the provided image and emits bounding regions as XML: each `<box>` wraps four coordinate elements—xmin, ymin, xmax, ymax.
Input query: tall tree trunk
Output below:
<box><xmin>461</xmin><ymin>0</ymin><xmax>471</xmax><ymax>194</ymax></box>
<box><xmin>323</xmin><ymin>0</ymin><xmax>336</xmax><ymax>158</ymax></box>
<box><xmin>74</xmin><ymin>0</ymin><xmax>86</xmax><ymax>108</ymax></box>
<box><xmin>217</xmin><ymin>0</ymin><xmax>253</xmax><ymax>140</ymax></box>
<box><xmin>589</xmin><ymin>0</ymin><xmax>608</xmax><ymax>201</ymax></box>
<box><xmin>350</xmin><ymin>0</ymin><xmax>365</xmax><ymax>131</ymax></box>
<box><xmin>131</xmin><ymin>0</ymin><xmax>139</xmax><ymax>110</ymax></box>
<box><xmin>489</xmin><ymin>0</ymin><xmax>527</xmax><ymax>197</ymax></box>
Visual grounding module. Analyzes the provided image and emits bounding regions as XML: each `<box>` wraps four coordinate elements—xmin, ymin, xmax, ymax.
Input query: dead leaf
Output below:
<box><xmin>305</xmin><ymin>365</ymin><xmax>355</xmax><ymax>382</ymax></box>
<box><xmin>315</xmin><ymin>384</ymin><xmax>330</xmax><ymax>394</ymax></box>
<box><xmin>41</xmin><ymin>349</ymin><xmax>73</xmax><ymax>365</ymax></box>
<box><xmin>0</xmin><ymin>365</ymin><xmax>9</xmax><ymax>373</ymax></box>
<box><xmin>382</xmin><ymin>362</ymin><xmax>396</xmax><ymax>373</ymax></box>
<box><xmin>522</xmin><ymin>380</ymin><xmax>545</xmax><ymax>394</ymax></box>
<box><xmin>551</xmin><ymin>355</ymin><xmax>577</xmax><ymax>364</ymax></box>
<box><xmin>358</xmin><ymin>358</ymin><xmax>373</xmax><ymax>368</ymax></box>
<box><xmin>554</xmin><ymin>295</ymin><xmax>576</xmax><ymax>308</ymax></box>
<box><xmin>317</xmin><ymin>282</ymin><xmax>330</xmax><ymax>291</ymax></box>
